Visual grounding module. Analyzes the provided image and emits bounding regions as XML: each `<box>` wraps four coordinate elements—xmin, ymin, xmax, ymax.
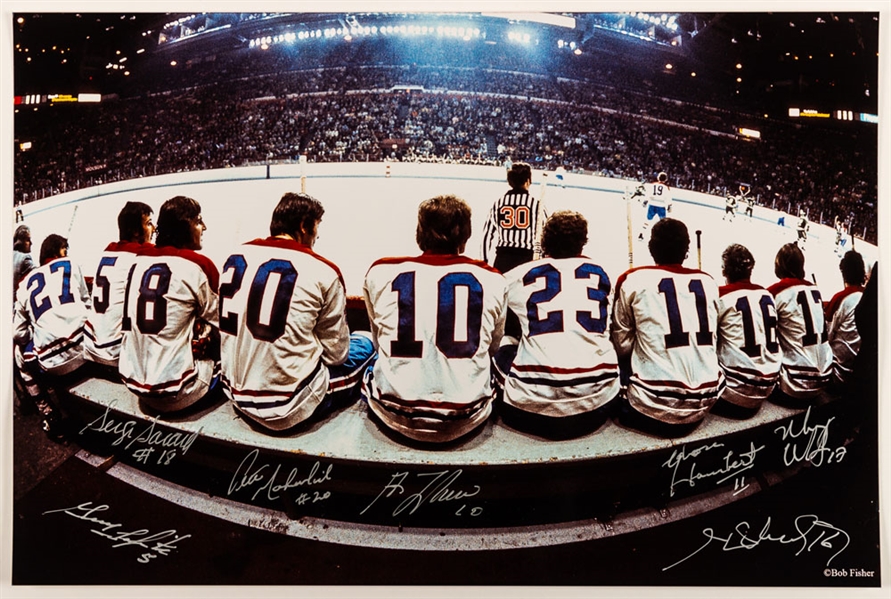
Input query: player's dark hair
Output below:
<box><xmin>156</xmin><ymin>196</ymin><xmax>201</xmax><ymax>249</ymax></box>
<box><xmin>39</xmin><ymin>234</ymin><xmax>68</xmax><ymax>265</ymax></box>
<box><xmin>721</xmin><ymin>244</ymin><xmax>755</xmax><ymax>283</ymax></box>
<box><xmin>774</xmin><ymin>242</ymin><xmax>805</xmax><ymax>280</ymax></box>
<box><xmin>13</xmin><ymin>225</ymin><xmax>30</xmax><ymax>251</ymax></box>
<box><xmin>416</xmin><ymin>195</ymin><xmax>472</xmax><ymax>254</ymax></box>
<box><xmin>543</xmin><ymin>211</ymin><xmax>587</xmax><ymax>259</ymax></box>
<box><xmin>270</xmin><ymin>192</ymin><xmax>325</xmax><ymax>239</ymax></box>
<box><xmin>118</xmin><ymin>201</ymin><xmax>153</xmax><ymax>243</ymax></box>
<box><xmin>648</xmin><ymin>218</ymin><xmax>689</xmax><ymax>265</ymax></box>
<box><xmin>507</xmin><ymin>162</ymin><xmax>532</xmax><ymax>190</ymax></box>
<box><xmin>839</xmin><ymin>250</ymin><xmax>866</xmax><ymax>286</ymax></box>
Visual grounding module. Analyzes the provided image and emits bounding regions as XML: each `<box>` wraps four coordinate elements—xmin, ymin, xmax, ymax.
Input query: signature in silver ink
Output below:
<box><xmin>663</xmin><ymin>514</ymin><xmax>850</xmax><ymax>571</ymax></box>
<box><xmin>774</xmin><ymin>407</ymin><xmax>846</xmax><ymax>467</ymax></box>
<box><xmin>228</xmin><ymin>448</ymin><xmax>333</xmax><ymax>502</ymax></box>
<box><xmin>361</xmin><ymin>470</ymin><xmax>482</xmax><ymax>517</ymax></box>
<box><xmin>42</xmin><ymin>502</ymin><xmax>190</xmax><ymax>564</ymax></box>
<box><xmin>662</xmin><ymin>441</ymin><xmax>765</xmax><ymax>498</ymax></box>
<box><xmin>79</xmin><ymin>404</ymin><xmax>200</xmax><ymax>458</ymax></box>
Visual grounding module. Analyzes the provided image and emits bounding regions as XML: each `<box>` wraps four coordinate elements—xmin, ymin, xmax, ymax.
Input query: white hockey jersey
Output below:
<box><xmin>767</xmin><ymin>278</ymin><xmax>832</xmax><ymax>398</ymax></box>
<box><xmin>219</xmin><ymin>237</ymin><xmax>350</xmax><ymax>429</ymax></box>
<box><xmin>14</xmin><ymin>257</ymin><xmax>90</xmax><ymax>375</ymax></box>
<box><xmin>646</xmin><ymin>181</ymin><xmax>672</xmax><ymax>209</ymax></box>
<box><xmin>611</xmin><ymin>265</ymin><xmax>723</xmax><ymax>424</ymax></box>
<box><xmin>119</xmin><ymin>246</ymin><xmax>220</xmax><ymax>409</ymax></box>
<box><xmin>716</xmin><ymin>282</ymin><xmax>782</xmax><ymax>408</ymax></box>
<box><xmin>363</xmin><ymin>253</ymin><xmax>507</xmax><ymax>442</ymax></box>
<box><xmin>501</xmin><ymin>257</ymin><xmax>620</xmax><ymax>417</ymax></box>
<box><xmin>825</xmin><ymin>285</ymin><xmax>864</xmax><ymax>385</ymax></box>
<box><xmin>83</xmin><ymin>241</ymin><xmax>152</xmax><ymax>367</ymax></box>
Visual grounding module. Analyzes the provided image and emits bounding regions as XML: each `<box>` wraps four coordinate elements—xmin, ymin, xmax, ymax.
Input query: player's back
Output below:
<box><xmin>767</xmin><ymin>278</ymin><xmax>832</xmax><ymax>398</ymax></box>
<box><xmin>119</xmin><ymin>245</ymin><xmax>219</xmax><ymax>400</ymax></box>
<box><xmin>611</xmin><ymin>265</ymin><xmax>722</xmax><ymax>424</ymax></box>
<box><xmin>503</xmin><ymin>256</ymin><xmax>620</xmax><ymax>416</ymax></box>
<box><xmin>647</xmin><ymin>181</ymin><xmax>671</xmax><ymax>207</ymax></box>
<box><xmin>219</xmin><ymin>237</ymin><xmax>349</xmax><ymax>422</ymax></box>
<box><xmin>826</xmin><ymin>285</ymin><xmax>864</xmax><ymax>383</ymax></box>
<box><xmin>716</xmin><ymin>282</ymin><xmax>782</xmax><ymax>408</ymax></box>
<box><xmin>14</xmin><ymin>256</ymin><xmax>90</xmax><ymax>375</ymax></box>
<box><xmin>363</xmin><ymin>254</ymin><xmax>507</xmax><ymax>442</ymax></box>
<box><xmin>84</xmin><ymin>241</ymin><xmax>149</xmax><ymax>367</ymax></box>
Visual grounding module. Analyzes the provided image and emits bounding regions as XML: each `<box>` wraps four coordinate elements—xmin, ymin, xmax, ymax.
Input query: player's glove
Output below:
<box><xmin>192</xmin><ymin>320</ymin><xmax>221</xmax><ymax>362</ymax></box>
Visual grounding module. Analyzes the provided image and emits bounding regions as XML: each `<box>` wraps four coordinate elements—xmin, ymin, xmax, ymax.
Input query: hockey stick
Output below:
<box><xmin>66</xmin><ymin>204</ymin><xmax>79</xmax><ymax>237</ymax></box>
<box><xmin>695</xmin><ymin>230</ymin><xmax>702</xmax><ymax>270</ymax></box>
<box><xmin>533</xmin><ymin>172</ymin><xmax>548</xmax><ymax>260</ymax></box>
<box><xmin>626</xmin><ymin>188</ymin><xmax>634</xmax><ymax>268</ymax></box>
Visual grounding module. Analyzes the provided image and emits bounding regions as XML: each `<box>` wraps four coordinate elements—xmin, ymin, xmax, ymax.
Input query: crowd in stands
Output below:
<box><xmin>14</xmin><ymin>41</ymin><xmax>878</xmax><ymax>243</ymax></box>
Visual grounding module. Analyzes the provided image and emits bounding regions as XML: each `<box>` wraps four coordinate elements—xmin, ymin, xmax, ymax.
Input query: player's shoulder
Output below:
<box><xmin>104</xmin><ymin>240</ymin><xmax>149</xmax><ymax>255</ymax></box>
<box><xmin>719</xmin><ymin>281</ymin><xmax>768</xmax><ymax>298</ymax></box>
<box><xmin>367</xmin><ymin>253</ymin><xmax>503</xmax><ymax>277</ymax></box>
<box><xmin>141</xmin><ymin>245</ymin><xmax>220</xmax><ymax>289</ymax></box>
<box><xmin>767</xmin><ymin>277</ymin><xmax>811</xmax><ymax>296</ymax></box>
<box><xmin>616</xmin><ymin>264</ymin><xmax>715</xmax><ymax>293</ymax></box>
<box><xmin>244</xmin><ymin>237</ymin><xmax>345</xmax><ymax>282</ymax></box>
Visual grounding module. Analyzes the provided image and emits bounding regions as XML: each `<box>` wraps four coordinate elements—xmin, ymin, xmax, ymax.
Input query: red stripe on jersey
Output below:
<box><xmin>140</xmin><ymin>245</ymin><xmax>220</xmax><ymax>292</ymax></box>
<box><xmin>246</xmin><ymin>237</ymin><xmax>345</xmax><ymax>289</ymax></box>
<box><xmin>104</xmin><ymin>241</ymin><xmax>153</xmax><ymax>254</ymax></box>
<box><xmin>826</xmin><ymin>285</ymin><xmax>864</xmax><ymax>320</ymax></box>
<box><xmin>615</xmin><ymin>264</ymin><xmax>713</xmax><ymax>294</ymax></box>
<box><xmin>122</xmin><ymin>367</ymin><xmax>197</xmax><ymax>393</ymax></box>
<box><xmin>512</xmin><ymin>362</ymin><xmax>617</xmax><ymax>375</ymax></box>
<box><xmin>367</xmin><ymin>253</ymin><xmax>501</xmax><ymax>276</ymax></box>
<box><xmin>719</xmin><ymin>281</ymin><xmax>767</xmax><ymax>297</ymax></box>
<box><xmin>34</xmin><ymin>326</ymin><xmax>84</xmax><ymax>356</ymax></box>
<box><xmin>767</xmin><ymin>277</ymin><xmax>812</xmax><ymax>296</ymax></box>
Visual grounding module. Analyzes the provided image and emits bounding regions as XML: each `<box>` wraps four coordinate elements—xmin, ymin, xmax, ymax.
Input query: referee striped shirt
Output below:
<box><xmin>481</xmin><ymin>190</ymin><xmax>547</xmax><ymax>264</ymax></box>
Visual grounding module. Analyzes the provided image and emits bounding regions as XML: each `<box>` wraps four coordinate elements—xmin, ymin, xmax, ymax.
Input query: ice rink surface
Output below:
<box><xmin>17</xmin><ymin>162</ymin><xmax>877</xmax><ymax>300</ymax></box>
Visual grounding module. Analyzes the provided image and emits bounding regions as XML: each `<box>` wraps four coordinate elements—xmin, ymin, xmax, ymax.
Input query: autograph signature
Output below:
<box><xmin>662</xmin><ymin>441</ymin><xmax>765</xmax><ymax>498</ymax></box>
<box><xmin>79</xmin><ymin>404</ymin><xmax>200</xmax><ymax>458</ymax></box>
<box><xmin>774</xmin><ymin>407</ymin><xmax>846</xmax><ymax>467</ymax></box>
<box><xmin>361</xmin><ymin>469</ymin><xmax>482</xmax><ymax>517</ymax></box>
<box><xmin>228</xmin><ymin>448</ymin><xmax>334</xmax><ymax>503</ymax></box>
<box><xmin>43</xmin><ymin>502</ymin><xmax>190</xmax><ymax>564</ymax></box>
<box><xmin>663</xmin><ymin>514</ymin><xmax>850</xmax><ymax>571</ymax></box>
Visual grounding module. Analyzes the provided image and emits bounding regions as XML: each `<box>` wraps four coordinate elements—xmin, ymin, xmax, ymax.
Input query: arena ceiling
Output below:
<box><xmin>11</xmin><ymin>10</ymin><xmax>881</xmax><ymax>114</ymax></box>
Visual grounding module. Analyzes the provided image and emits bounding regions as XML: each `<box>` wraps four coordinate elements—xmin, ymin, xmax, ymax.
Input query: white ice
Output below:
<box><xmin>16</xmin><ymin>162</ymin><xmax>876</xmax><ymax>301</ymax></box>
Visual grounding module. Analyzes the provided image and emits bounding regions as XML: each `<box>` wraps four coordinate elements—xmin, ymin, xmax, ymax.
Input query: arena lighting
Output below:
<box><xmin>738</xmin><ymin>127</ymin><xmax>761</xmax><ymax>139</ymax></box>
<box><xmin>20</xmin><ymin>141</ymin><xmax>32</xmax><ymax>151</ymax></box>
<box><xmin>78</xmin><ymin>93</ymin><xmax>101</xmax><ymax>103</ymax></box>
<box><xmin>481</xmin><ymin>12</ymin><xmax>575</xmax><ymax>29</ymax></box>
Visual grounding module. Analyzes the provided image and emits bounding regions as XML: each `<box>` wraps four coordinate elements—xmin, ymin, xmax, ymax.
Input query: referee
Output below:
<box><xmin>481</xmin><ymin>162</ymin><xmax>548</xmax><ymax>274</ymax></box>
<box><xmin>481</xmin><ymin>162</ymin><xmax>548</xmax><ymax>339</ymax></box>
